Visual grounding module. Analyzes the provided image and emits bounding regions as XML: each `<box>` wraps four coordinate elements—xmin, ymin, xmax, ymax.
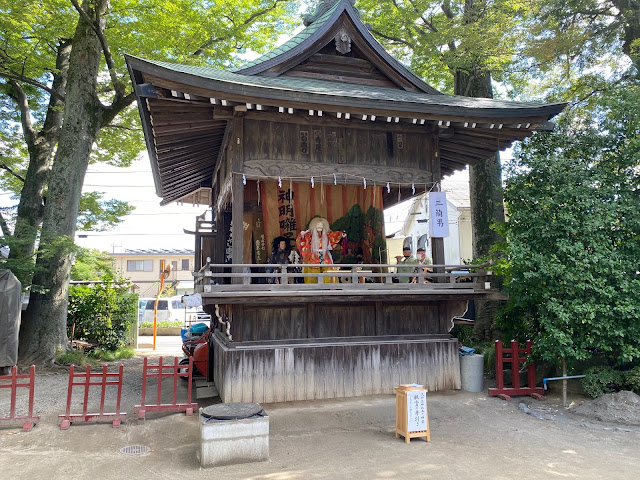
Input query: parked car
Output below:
<box><xmin>138</xmin><ymin>298</ymin><xmax>154</xmax><ymax>324</ymax></box>
<box><xmin>142</xmin><ymin>297</ymin><xmax>198</xmax><ymax>324</ymax></box>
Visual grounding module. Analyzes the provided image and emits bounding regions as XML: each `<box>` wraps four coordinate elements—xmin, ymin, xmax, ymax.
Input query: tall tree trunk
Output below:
<box><xmin>19</xmin><ymin>4</ymin><xmax>106</xmax><ymax>365</ymax></box>
<box><xmin>9</xmin><ymin>40</ymin><xmax>71</xmax><ymax>269</ymax></box>
<box><xmin>453</xmin><ymin>58</ymin><xmax>506</xmax><ymax>342</ymax></box>
<box><xmin>612</xmin><ymin>0</ymin><xmax>640</xmax><ymax>76</ymax></box>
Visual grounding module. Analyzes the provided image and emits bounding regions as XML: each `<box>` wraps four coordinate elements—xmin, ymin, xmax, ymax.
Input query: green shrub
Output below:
<box><xmin>581</xmin><ymin>366</ymin><xmax>625</xmax><ymax>398</ymax></box>
<box><xmin>67</xmin><ymin>275</ymin><xmax>137</xmax><ymax>351</ymax></box>
<box><xmin>56</xmin><ymin>348</ymin><xmax>93</xmax><ymax>367</ymax></box>
<box><xmin>89</xmin><ymin>347</ymin><xmax>135</xmax><ymax>362</ymax></box>
<box><xmin>624</xmin><ymin>367</ymin><xmax>640</xmax><ymax>395</ymax></box>
<box><xmin>139</xmin><ymin>320</ymin><xmax>182</xmax><ymax>328</ymax></box>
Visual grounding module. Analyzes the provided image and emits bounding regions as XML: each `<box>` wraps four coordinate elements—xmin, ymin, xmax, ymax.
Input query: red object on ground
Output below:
<box><xmin>134</xmin><ymin>356</ymin><xmax>197</xmax><ymax>419</ymax></box>
<box><xmin>181</xmin><ymin>325</ymin><xmax>212</xmax><ymax>379</ymax></box>
<box><xmin>58</xmin><ymin>364</ymin><xmax>126</xmax><ymax>429</ymax></box>
<box><xmin>488</xmin><ymin>340</ymin><xmax>545</xmax><ymax>401</ymax></box>
<box><xmin>0</xmin><ymin>365</ymin><xmax>39</xmax><ymax>431</ymax></box>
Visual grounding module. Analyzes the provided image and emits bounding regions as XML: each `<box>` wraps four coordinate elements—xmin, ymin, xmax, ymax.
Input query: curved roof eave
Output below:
<box><xmin>126</xmin><ymin>55</ymin><xmax>566</xmax><ymax>121</ymax></box>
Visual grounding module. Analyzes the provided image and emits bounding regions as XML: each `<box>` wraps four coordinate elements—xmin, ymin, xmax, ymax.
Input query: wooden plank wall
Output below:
<box><xmin>213</xmin><ymin>334</ymin><xmax>461</xmax><ymax>403</ymax></box>
<box><xmin>230</xmin><ymin>301</ymin><xmax>467</xmax><ymax>342</ymax></box>
<box><xmin>244</xmin><ymin>119</ymin><xmax>433</xmax><ymax>171</ymax></box>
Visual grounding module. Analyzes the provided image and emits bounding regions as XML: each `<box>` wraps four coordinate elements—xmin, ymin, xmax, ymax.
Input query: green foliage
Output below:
<box><xmin>89</xmin><ymin>347</ymin><xmax>135</xmax><ymax>362</ymax></box>
<box><xmin>139</xmin><ymin>320</ymin><xmax>182</xmax><ymax>328</ymax></box>
<box><xmin>71</xmin><ymin>248</ymin><xmax>117</xmax><ymax>281</ymax></box>
<box><xmin>77</xmin><ymin>192</ymin><xmax>135</xmax><ymax>232</ymax></box>
<box><xmin>581</xmin><ymin>366</ymin><xmax>625</xmax><ymax>398</ymax></box>
<box><xmin>55</xmin><ymin>346</ymin><xmax>134</xmax><ymax>365</ymax></box>
<box><xmin>357</xmin><ymin>0</ymin><xmax>530</xmax><ymax>95</ymax></box>
<box><xmin>55</xmin><ymin>348</ymin><xmax>93</xmax><ymax>367</ymax></box>
<box><xmin>67</xmin><ymin>276</ymin><xmax>137</xmax><ymax>351</ymax></box>
<box><xmin>497</xmin><ymin>85</ymin><xmax>640</xmax><ymax>367</ymax></box>
<box><xmin>624</xmin><ymin>367</ymin><xmax>640</xmax><ymax>395</ymax></box>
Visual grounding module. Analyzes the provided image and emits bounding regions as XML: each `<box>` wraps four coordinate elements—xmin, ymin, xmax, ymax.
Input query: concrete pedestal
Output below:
<box><xmin>199</xmin><ymin>406</ymin><xmax>269</xmax><ymax>467</ymax></box>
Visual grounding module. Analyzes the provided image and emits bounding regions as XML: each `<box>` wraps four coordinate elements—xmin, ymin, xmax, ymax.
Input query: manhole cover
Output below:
<box><xmin>120</xmin><ymin>445</ymin><xmax>150</xmax><ymax>455</ymax></box>
<box><xmin>201</xmin><ymin>402</ymin><xmax>263</xmax><ymax>420</ymax></box>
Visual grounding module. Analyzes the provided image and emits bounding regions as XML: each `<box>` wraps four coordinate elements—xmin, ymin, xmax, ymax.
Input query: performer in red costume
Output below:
<box><xmin>296</xmin><ymin>216</ymin><xmax>345</xmax><ymax>283</ymax></box>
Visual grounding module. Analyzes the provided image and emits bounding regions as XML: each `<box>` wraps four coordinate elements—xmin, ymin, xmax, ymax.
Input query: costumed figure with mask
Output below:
<box><xmin>296</xmin><ymin>216</ymin><xmax>345</xmax><ymax>284</ymax></box>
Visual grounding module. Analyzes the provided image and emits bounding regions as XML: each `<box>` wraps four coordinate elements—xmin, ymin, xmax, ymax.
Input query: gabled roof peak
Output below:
<box><xmin>304</xmin><ymin>0</ymin><xmax>356</xmax><ymax>26</ymax></box>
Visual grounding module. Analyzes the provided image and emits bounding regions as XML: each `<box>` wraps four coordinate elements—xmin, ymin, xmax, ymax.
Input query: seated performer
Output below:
<box><xmin>415</xmin><ymin>247</ymin><xmax>433</xmax><ymax>283</ymax></box>
<box><xmin>296</xmin><ymin>216</ymin><xmax>345</xmax><ymax>283</ymax></box>
<box><xmin>265</xmin><ymin>236</ymin><xmax>291</xmax><ymax>284</ymax></box>
<box><xmin>396</xmin><ymin>246</ymin><xmax>418</xmax><ymax>283</ymax></box>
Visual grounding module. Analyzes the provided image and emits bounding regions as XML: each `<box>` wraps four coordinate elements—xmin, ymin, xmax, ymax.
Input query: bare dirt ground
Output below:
<box><xmin>2</xmin><ymin>341</ymin><xmax>640</xmax><ymax>480</ymax></box>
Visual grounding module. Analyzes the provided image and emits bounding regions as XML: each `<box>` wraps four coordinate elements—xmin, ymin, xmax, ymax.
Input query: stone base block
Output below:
<box><xmin>199</xmin><ymin>413</ymin><xmax>269</xmax><ymax>467</ymax></box>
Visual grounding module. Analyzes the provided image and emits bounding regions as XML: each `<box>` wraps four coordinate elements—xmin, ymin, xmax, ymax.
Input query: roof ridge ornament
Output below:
<box><xmin>304</xmin><ymin>0</ymin><xmax>356</xmax><ymax>27</ymax></box>
<box><xmin>335</xmin><ymin>27</ymin><xmax>352</xmax><ymax>54</ymax></box>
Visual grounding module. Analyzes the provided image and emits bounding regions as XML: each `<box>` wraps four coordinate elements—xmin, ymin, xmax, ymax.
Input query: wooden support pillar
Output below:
<box><xmin>431</xmin><ymin>137</ymin><xmax>446</xmax><ymax>282</ymax></box>
<box><xmin>230</xmin><ymin>115</ymin><xmax>244</xmax><ymax>284</ymax></box>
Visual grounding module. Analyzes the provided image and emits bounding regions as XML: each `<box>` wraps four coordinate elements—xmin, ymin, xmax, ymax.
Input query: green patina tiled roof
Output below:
<box><xmin>134</xmin><ymin>57</ymin><xmax>564</xmax><ymax>116</ymax></box>
<box><xmin>232</xmin><ymin>1</ymin><xmax>340</xmax><ymax>72</ymax></box>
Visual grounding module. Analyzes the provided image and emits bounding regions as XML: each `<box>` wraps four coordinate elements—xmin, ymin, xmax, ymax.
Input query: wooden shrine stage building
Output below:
<box><xmin>126</xmin><ymin>0</ymin><xmax>565</xmax><ymax>403</ymax></box>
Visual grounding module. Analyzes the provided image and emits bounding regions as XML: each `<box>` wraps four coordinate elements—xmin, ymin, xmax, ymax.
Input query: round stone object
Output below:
<box><xmin>201</xmin><ymin>402</ymin><xmax>264</xmax><ymax>420</ymax></box>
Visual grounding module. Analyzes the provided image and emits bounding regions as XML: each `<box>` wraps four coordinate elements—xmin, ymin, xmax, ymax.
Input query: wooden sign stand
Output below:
<box><xmin>394</xmin><ymin>385</ymin><xmax>430</xmax><ymax>443</ymax></box>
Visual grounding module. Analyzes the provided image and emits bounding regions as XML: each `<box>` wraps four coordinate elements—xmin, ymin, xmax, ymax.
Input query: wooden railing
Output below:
<box><xmin>192</xmin><ymin>260</ymin><xmax>492</xmax><ymax>294</ymax></box>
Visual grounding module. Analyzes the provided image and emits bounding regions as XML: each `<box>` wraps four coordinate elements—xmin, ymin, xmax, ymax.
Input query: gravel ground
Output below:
<box><xmin>2</xmin><ymin>340</ymin><xmax>640</xmax><ymax>479</ymax></box>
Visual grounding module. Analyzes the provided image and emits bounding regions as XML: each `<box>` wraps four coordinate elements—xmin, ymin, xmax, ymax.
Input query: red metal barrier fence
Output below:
<box><xmin>0</xmin><ymin>365</ymin><xmax>39</xmax><ymax>431</ymax></box>
<box><xmin>488</xmin><ymin>340</ymin><xmax>545</xmax><ymax>401</ymax></box>
<box><xmin>134</xmin><ymin>356</ymin><xmax>197</xmax><ymax>419</ymax></box>
<box><xmin>58</xmin><ymin>364</ymin><xmax>126</xmax><ymax>429</ymax></box>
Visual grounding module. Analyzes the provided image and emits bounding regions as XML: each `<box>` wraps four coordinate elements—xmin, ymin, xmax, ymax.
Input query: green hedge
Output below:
<box><xmin>67</xmin><ymin>275</ymin><xmax>137</xmax><ymax>351</ymax></box>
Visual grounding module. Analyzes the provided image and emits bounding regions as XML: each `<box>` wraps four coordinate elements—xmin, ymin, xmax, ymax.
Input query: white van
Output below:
<box><xmin>142</xmin><ymin>297</ymin><xmax>198</xmax><ymax>324</ymax></box>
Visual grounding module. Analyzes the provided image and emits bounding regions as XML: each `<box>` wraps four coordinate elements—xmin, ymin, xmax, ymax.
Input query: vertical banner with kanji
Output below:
<box><xmin>429</xmin><ymin>191</ymin><xmax>449</xmax><ymax>238</ymax></box>
<box><xmin>406</xmin><ymin>390</ymin><xmax>428</xmax><ymax>432</ymax></box>
<box><xmin>277</xmin><ymin>185</ymin><xmax>297</xmax><ymax>245</ymax></box>
<box><xmin>252</xmin><ymin>214</ymin><xmax>267</xmax><ymax>264</ymax></box>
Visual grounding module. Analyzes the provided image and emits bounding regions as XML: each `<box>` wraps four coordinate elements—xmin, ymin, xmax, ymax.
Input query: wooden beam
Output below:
<box><xmin>243</xmin><ymin>159</ymin><xmax>433</xmax><ymax>185</ymax></box>
<box><xmin>241</xmin><ymin>110</ymin><xmax>438</xmax><ymax>134</ymax></box>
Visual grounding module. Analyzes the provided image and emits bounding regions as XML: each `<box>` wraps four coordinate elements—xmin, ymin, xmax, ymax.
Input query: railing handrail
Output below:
<box><xmin>198</xmin><ymin>262</ymin><xmax>491</xmax><ymax>270</ymax></box>
<box><xmin>192</xmin><ymin>260</ymin><xmax>492</xmax><ymax>292</ymax></box>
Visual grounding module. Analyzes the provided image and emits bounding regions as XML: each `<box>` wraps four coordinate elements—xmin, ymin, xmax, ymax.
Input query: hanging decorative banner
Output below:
<box><xmin>242</xmin><ymin>173</ymin><xmax>246</xmax><ymax>185</ymax></box>
<box><xmin>278</xmin><ymin>176</ymin><xmax>282</xmax><ymax>188</ymax></box>
<box><xmin>277</xmin><ymin>181</ymin><xmax>297</xmax><ymax>243</ymax></box>
<box><xmin>429</xmin><ymin>191</ymin><xmax>449</xmax><ymax>238</ymax></box>
<box><xmin>386</xmin><ymin>182</ymin><xmax>390</xmax><ymax>193</ymax></box>
<box><xmin>333</xmin><ymin>173</ymin><xmax>337</xmax><ymax>186</ymax></box>
<box><xmin>311</xmin><ymin>176</ymin><xmax>315</xmax><ymax>188</ymax></box>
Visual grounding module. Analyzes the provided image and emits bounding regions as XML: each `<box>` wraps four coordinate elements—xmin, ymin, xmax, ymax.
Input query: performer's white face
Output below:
<box><xmin>315</xmin><ymin>222</ymin><xmax>324</xmax><ymax>233</ymax></box>
<box><xmin>279</xmin><ymin>240</ymin><xmax>286</xmax><ymax>250</ymax></box>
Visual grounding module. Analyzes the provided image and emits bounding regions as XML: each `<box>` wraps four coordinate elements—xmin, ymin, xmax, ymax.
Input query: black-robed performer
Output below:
<box><xmin>265</xmin><ymin>236</ymin><xmax>292</xmax><ymax>284</ymax></box>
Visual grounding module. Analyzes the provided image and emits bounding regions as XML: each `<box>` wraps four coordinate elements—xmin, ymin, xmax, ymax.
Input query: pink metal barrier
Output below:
<box><xmin>134</xmin><ymin>356</ymin><xmax>197</xmax><ymax>419</ymax></box>
<box><xmin>0</xmin><ymin>365</ymin><xmax>39</xmax><ymax>431</ymax></box>
<box><xmin>58</xmin><ymin>364</ymin><xmax>126</xmax><ymax>429</ymax></box>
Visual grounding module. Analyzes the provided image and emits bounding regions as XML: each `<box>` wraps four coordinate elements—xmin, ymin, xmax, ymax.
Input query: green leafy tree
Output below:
<box><xmin>358</xmin><ymin>0</ymin><xmax>516</xmax><ymax>338</ymax></box>
<box><xmin>498</xmin><ymin>85</ymin><xmax>640</xmax><ymax>368</ymax></box>
<box><xmin>510</xmin><ymin>0</ymin><xmax>640</xmax><ymax>102</ymax></box>
<box><xmin>71</xmin><ymin>248</ymin><xmax>116</xmax><ymax>281</ymax></box>
<box><xmin>0</xmin><ymin>0</ymin><xmax>297</xmax><ymax>365</ymax></box>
